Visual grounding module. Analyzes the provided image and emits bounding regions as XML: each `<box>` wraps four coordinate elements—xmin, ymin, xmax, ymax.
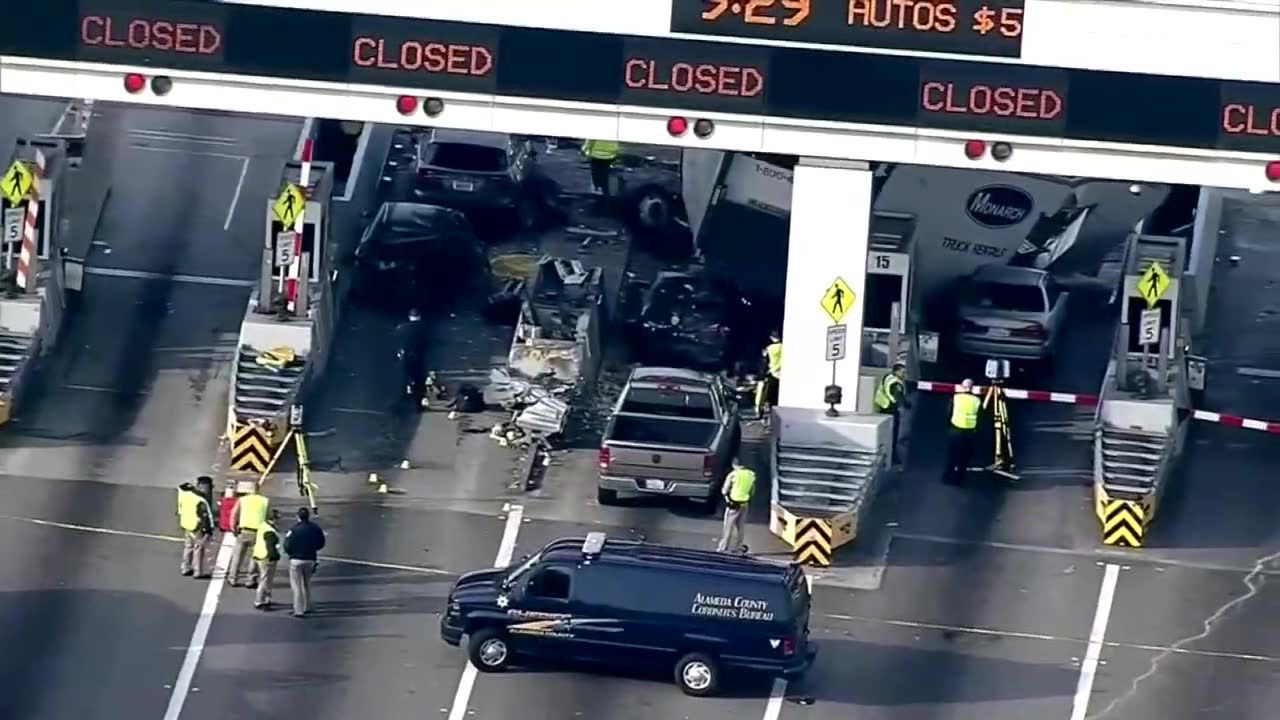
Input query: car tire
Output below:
<box><xmin>468</xmin><ymin>627</ymin><xmax>512</xmax><ymax>673</ymax></box>
<box><xmin>597</xmin><ymin>487</ymin><xmax>619</xmax><ymax>506</ymax></box>
<box><xmin>634</xmin><ymin>189</ymin><xmax>671</xmax><ymax>230</ymax></box>
<box><xmin>674</xmin><ymin>652</ymin><xmax>720</xmax><ymax>697</ymax></box>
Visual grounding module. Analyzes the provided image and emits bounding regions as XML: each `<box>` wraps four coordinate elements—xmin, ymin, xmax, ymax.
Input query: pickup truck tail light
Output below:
<box><xmin>1012</xmin><ymin>323</ymin><xmax>1045</xmax><ymax>338</ymax></box>
<box><xmin>598</xmin><ymin>447</ymin><xmax>611</xmax><ymax>470</ymax></box>
<box><xmin>702</xmin><ymin>454</ymin><xmax>715</xmax><ymax>478</ymax></box>
<box><xmin>782</xmin><ymin>636</ymin><xmax>796</xmax><ymax>656</ymax></box>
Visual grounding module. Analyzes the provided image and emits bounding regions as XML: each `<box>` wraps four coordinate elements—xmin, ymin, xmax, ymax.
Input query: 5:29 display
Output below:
<box><xmin>701</xmin><ymin>0</ymin><xmax>812</xmax><ymax>26</ymax></box>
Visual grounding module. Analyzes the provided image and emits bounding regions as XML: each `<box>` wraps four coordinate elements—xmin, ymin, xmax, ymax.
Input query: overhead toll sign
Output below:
<box><xmin>1</xmin><ymin>0</ymin><xmax>1275</xmax><ymax>154</ymax></box>
<box><xmin>1138</xmin><ymin>262</ymin><xmax>1170</xmax><ymax>308</ymax></box>
<box><xmin>820</xmin><ymin>277</ymin><xmax>855</xmax><ymax>324</ymax></box>
<box><xmin>670</xmin><ymin>0</ymin><xmax>1025</xmax><ymax>58</ymax></box>
<box><xmin>1</xmin><ymin>161</ymin><xmax>35</xmax><ymax>206</ymax></box>
<box><xmin>273</xmin><ymin>184</ymin><xmax>306</xmax><ymax>227</ymax></box>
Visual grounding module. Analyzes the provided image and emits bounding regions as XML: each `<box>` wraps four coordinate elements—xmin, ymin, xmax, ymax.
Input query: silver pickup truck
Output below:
<box><xmin>597</xmin><ymin>367</ymin><xmax>741</xmax><ymax>508</ymax></box>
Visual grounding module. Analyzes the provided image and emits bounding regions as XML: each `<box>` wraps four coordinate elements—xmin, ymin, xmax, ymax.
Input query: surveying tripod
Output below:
<box><xmin>972</xmin><ymin>380</ymin><xmax>1019</xmax><ymax>482</ymax></box>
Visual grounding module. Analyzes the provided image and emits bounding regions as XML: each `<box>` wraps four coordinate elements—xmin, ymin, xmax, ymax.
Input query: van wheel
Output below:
<box><xmin>597</xmin><ymin>487</ymin><xmax>619</xmax><ymax>506</ymax></box>
<box><xmin>468</xmin><ymin>628</ymin><xmax>512</xmax><ymax>672</ymax></box>
<box><xmin>675</xmin><ymin>652</ymin><xmax>720</xmax><ymax>697</ymax></box>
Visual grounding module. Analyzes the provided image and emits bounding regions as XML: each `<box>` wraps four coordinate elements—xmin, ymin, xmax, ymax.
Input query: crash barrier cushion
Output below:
<box><xmin>1097</xmin><ymin>497</ymin><xmax>1148</xmax><ymax>548</ymax></box>
<box><xmin>230</xmin><ymin>421</ymin><xmax>275</xmax><ymax>474</ymax></box>
<box><xmin>770</xmin><ymin>503</ymin><xmax>856</xmax><ymax>568</ymax></box>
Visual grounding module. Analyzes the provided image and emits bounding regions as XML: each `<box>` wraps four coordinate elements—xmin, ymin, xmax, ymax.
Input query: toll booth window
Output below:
<box><xmin>424</xmin><ymin>143</ymin><xmax>509</xmax><ymax>173</ymax></box>
<box><xmin>621</xmin><ymin>388</ymin><xmax>715</xmax><ymax>419</ymax></box>
<box><xmin>863</xmin><ymin>274</ymin><xmax>903</xmax><ymax>329</ymax></box>
<box><xmin>527</xmin><ymin>567</ymin><xmax>572</xmax><ymax>601</ymax></box>
<box><xmin>963</xmin><ymin>281</ymin><xmax>1047</xmax><ymax>313</ymax></box>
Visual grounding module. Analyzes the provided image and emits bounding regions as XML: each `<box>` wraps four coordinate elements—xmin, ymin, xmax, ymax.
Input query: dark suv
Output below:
<box><xmin>413</xmin><ymin>129</ymin><xmax>542</xmax><ymax>230</ymax></box>
<box><xmin>350</xmin><ymin>202</ymin><xmax>490</xmax><ymax>311</ymax></box>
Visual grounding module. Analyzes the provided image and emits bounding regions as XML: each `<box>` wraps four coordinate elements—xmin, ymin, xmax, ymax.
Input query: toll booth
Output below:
<box><xmin>1091</xmin><ymin>232</ymin><xmax>1189</xmax><ymax>548</ymax></box>
<box><xmin>1</xmin><ymin>138</ymin><xmax>66</xmax><ymax>284</ymax></box>
<box><xmin>227</xmin><ymin>160</ymin><xmax>335</xmax><ymax>476</ymax></box>
<box><xmin>1118</xmin><ymin>234</ymin><xmax>1184</xmax><ymax>378</ymax></box>
<box><xmin>257</xmin><ymin>160</ymin><xmax>334</xmax><ymax>315</ymax></box>
<box><xmin>856</xmin><ymin>210</ymin><xmax>916</xmax><ymax>411</ymax></box>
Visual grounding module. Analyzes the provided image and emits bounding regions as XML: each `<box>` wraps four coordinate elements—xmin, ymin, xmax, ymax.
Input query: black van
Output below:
<box><xmin>440</xmin><ymin>532</ymin><xmax>816</xmax><ymax>696</ymax></box>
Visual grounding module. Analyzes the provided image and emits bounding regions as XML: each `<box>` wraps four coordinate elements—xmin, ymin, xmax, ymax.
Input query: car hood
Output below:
<box><xmin>451</xmin><ymin>567</ymin><xmax>506</xmax><ymax>601</ymax></box>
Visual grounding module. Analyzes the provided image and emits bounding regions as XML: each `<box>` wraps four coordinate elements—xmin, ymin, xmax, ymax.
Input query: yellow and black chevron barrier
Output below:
<box><xmin>793</xmin><ymin>518</ymin><xmax>834</xmax><ymax>567</ymax></box>
<box><xmin>1099</xmin><ymin>499</ymin><xmax>1147</xmax><ymax>547</ymax></box>
<box><xmin>230</xmin><ymin>421</ymin><xmax>274</xmax><ymax>474</ymax></box>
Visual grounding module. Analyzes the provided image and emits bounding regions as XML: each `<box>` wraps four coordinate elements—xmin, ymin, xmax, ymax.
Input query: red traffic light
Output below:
<box><xmin>123</xmin><ymin>73</ymin><xmax>146</xmax><ymax>93</ymax></box>
<box><xmin>667</xmin><ymin>116</ymin><xmax>689</xmax><ymax>137</ymax></box>
<box><xmin>964</xmin><ymin>140</ymin><xmax>986</xmax><ymax>159</ymax></box>
<box><xmin>395</xmin><ymin>95</ymin><xmax>419</xmax><ymax>115</ymax></box>
<box><xmin>1266</xmin><ymin>161</ymin><xmax>1280</xmax><ymax>182</ymax></box>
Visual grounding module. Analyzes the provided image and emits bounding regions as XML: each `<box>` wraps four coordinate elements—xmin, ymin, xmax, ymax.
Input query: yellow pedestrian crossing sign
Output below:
<box><xmin>272</xmin><ymin>183</ymin><xmax>306</xmax><ymax>227</ymax></box>
<box><xmin>820</xmin><ymin>277</ymin><xmax>856</xmax><ymax>324</ymax></box>
<box><xmin>1138</xmin><ymin>261</ymin><xmax>1170</xmax><ymax>308</ymax></box>
<box><xmin>1</xmin><ymin>160</ymin><xmax>35</xmax><ymax>206</ymax></box>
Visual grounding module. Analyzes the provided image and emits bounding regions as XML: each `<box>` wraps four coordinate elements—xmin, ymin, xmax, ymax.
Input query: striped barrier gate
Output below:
<box><xmin>230</xmin><ymin>420</ymin><xmax>276</xmax><ymax>474</ymax></box>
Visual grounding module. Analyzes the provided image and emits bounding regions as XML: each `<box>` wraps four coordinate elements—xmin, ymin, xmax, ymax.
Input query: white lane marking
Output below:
<box><xmin>447</xmin><ymin>504</ymin><xmax>524</xmax><ymax>720</ymax></box>
<box><xmin>1071</xmin><ymin>563</ymin><xmax>1120</xmax><ymax>720</ymax></box>
<box><xmin>126</xmin><ymin>144</ymin><xmax>247</xmax><ymax>162</ymax></box>
<box><xmin>82</xmin><ymin>266</ymin><xmax>255</xmax><ymax>287</ymax></box>
<box><xmin>339</xmin><ymin>123</ymin><xmax>373</xmax><ymax>202</ymax></box>
<box><xmin>1235</xmin><ymin>366</ymin><xmax>1280</xmax><ymax>379</ymax></box>
<box><xmin>294</xmin><ymin>118</ymin><xmax>314</xmax><ymax>160</ymax></box>
<box><xmin>329</xmin><ymin>407</ymin><xmax>387</xmax><ymax>416</ymax></box>
<box><xmin>163</xmin><ymin>532</ymin><xmax>235</xmax><ymax>720</ymax></box>
<box><xmin>820</xmin><ymin>612</ymin><xmax>1280</xmax><ymax>664</ymax></box>
<box><xmin>0</xmin><ymin>512</ymin><xmax>454</xmax><ymax>577</ymax></box>
<box><xmin>762</xmin><ymin>677</ymin><xmax>787</xmax><ymax>720</ymax></box>
<box><xmin>223</xmin><ymin>156</ymin><xmax>250</xmax><ymax>231</ymax></box>
<box><xmin>127</xmin><ymin>129</ymin><xmax>238</xmax><ymax>146</ymax></box>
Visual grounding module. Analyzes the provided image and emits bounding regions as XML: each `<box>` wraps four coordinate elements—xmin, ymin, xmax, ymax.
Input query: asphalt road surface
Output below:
<box><xmin>0</xmin><ymin>109</ymin><xmax>1276</xmax><ymax>720</ymax></box>
<box><xmin>0</xmin><ymin>95</ymin><xmax>66</xmax><ymax>161</ymax></box>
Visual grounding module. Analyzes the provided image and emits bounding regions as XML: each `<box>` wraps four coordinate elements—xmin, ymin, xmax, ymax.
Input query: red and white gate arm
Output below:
<box><xmin>15</xmin><ymin>149</ymin><xmax>45</xmax><ymax>290</ymax></box>
<box><xmin>914</xmin><ymin>380</ymin><xmax>1100</xmax><ymax>406</ymax></box>
<box><xmin>285</xmin><ymin>138</ymin><xmax>312</xmax><ymax>313</ymax></box>
<box><xmin>1190</xmin><ymin>410</ymin><xmax>1280</xmax><ymax>434</ymax></box>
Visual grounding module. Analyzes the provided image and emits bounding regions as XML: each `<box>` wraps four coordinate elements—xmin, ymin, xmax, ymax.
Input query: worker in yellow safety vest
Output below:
<box><xmin>716</xmin><ymin>457</ymin><xmax>756</xmax><ymax>554</ymax></box>
<box><xmin>253</xmin><ymin>509</ymin><xmax>283</xmax><ymax>610</ymax></box>
<box><xmin>755</xmin><ymin>331</ymin><xmax>783</xmax><ymax>421</ymax></box>
<box><xmin>944</xmin><ymin>379</ymin><xmax>982</xmax><ymax>486</ymax></box>
<box><xmin>228</xmin><ymin>484</ymin><xmax>271</xmax><ymax>588</ymax></box>
<box><xmin>874</xmin><ymin>363</ymin><xmax>907</xmax><ymax>463</ymax></box>
<box><xmin>581</xmin><ymin>139</ymin><xmax>620</xmax><ymax>196</ymax></box>
<box><xmin>177</xmin><ymin>481</ymin><xmax>214</xmax><ymax>578</ymax></box>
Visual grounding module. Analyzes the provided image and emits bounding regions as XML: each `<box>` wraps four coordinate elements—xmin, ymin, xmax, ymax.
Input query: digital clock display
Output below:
<box><xmin>671</xmin><ymin>0</ymin><xmax>1025</xmax><ymax>58</ymax></box>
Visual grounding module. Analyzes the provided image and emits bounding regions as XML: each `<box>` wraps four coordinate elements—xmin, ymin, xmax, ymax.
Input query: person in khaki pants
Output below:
<box><xmin>228</xmin><ymin>484</ymin><xmax>270</xmax><ymax>588</ymax></box>
<box><xmin>283</xmin><ymin>507</ymin><xmax>326</xmax><ymax>617</ymax></box>
<box><xmin>253</xmin><ymin>509</ymin><xmax>283</xmax><ymax>610</ymax></box>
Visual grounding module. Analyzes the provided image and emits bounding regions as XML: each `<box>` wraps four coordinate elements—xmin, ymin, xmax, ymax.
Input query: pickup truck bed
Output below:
<box><xmin>609</xmin><ymin>415</ymin><xmax>717</xmax><ymax>449</ymax></box>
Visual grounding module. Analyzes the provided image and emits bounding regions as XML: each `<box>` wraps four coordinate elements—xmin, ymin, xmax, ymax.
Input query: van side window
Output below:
<box><xmin>527</xmin><ymin>566</ymin><xmax>572</xmax><ymax>601</ymax></box>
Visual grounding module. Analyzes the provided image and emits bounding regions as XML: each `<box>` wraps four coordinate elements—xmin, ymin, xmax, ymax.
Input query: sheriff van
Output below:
<box><xmin>440</xmin><ymin>532</ymin><xmax>816</xmax><ymax>696</ymax></box>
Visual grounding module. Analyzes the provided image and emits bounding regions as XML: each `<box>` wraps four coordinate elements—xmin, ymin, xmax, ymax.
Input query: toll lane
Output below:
<box><xmin>782</xmin><ymin>538</ymin><xmax>1100</xmax><ymax>719</ymax></box>
<box><xmin>177</xmin><ymin>501</ymin><xmax>505</xmax><ymax>720</ymax></box>
<box><xmin>1</xmin><ymin>105</ymin><xmax>299</xmax><ymax>489</ymax></box>
<box><xmin>1150</xmin><ymin>193</ymin><xmax>1280</xmax><ymax>567</ymax></box>
<box><xmin>1084</xmin><ymin>562</ymin><xmax>1280</xmax><ymax>720</ymax></box>
<box><xmin>0</xmin><ymin>95</ymin><xmax>66</xmax><ymax>158</ymax></box>
<box><xmin>0</xmin><ymin>476</ymin><xmax>209</xmax><ymax>719</ymax></box>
